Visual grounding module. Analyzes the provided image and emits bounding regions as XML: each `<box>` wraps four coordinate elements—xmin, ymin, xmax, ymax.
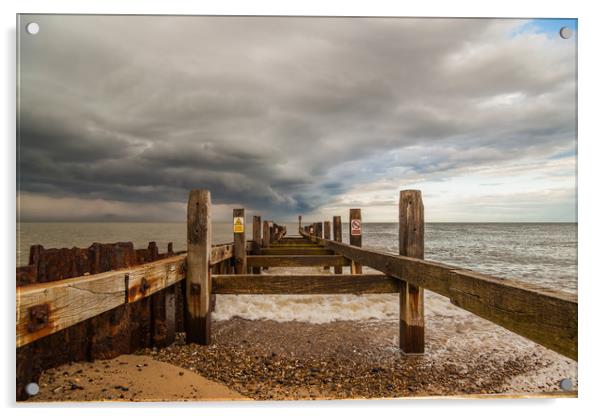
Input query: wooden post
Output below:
<box><xmin>262</xmin><ymin>221</ymin><xmax>270</xmax><ymax>248</ymax></box>
<box><xmin>333</xmin><ymin>216</ymin><xmax>342</xmax><ymax>274</ymax></box>
<box><xmin>316</xmin><ymin>222</ymin><xmax>323</xmax><ymax>238</ymax></box>
<box><xmin>399</xmin><ymin>190</ymin><xmax>425</xmax><ymax>354</ymax></box>
<box><xmin>186</xmin><ymin>189</ymin><xmax>212</xmax><ymax>345</ymax></box>
<box><xmin>233</xmin><ymin>208</ymin><xmax>247</xmax><ymax>274</ymax></box>
<box><xmin>323</xmin><ymin>221</ymin><xmax>331</xmax><ymax>271</ymax></box>
<box><xmin>349</xmin><ymin>209</ymin><xmax>362</xmax><ymax>274</ymax></box>
<box><xmin>323</xmin><ymin>221</ymin><xmax>331</xmax><ymax>239</ymax></box>
<box><xmin>298</xmin><ymin>215</ymin><xmax>302</xmax><ymax>232</ymax></box>
<box><xmin>252</xmin><ymin>215</ymin><xmax>261</xmax><ymax>274</ymax></box>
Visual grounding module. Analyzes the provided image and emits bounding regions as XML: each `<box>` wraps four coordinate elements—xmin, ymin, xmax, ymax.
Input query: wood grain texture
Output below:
<box><xmin>315</xmin><ymin>222</ymin><xmax>323</xmax><ymax>238</ymax></box>
<box><xmin>262</xmin><ymin>221</ymin><xmax>270</xmax><ymax>248</ymax></box>
<box><xmin>333</xmin><ymin>216</ymin><xmax>343</xmax><ymax>274</ymax></box>
<box><xmin>16</xmin><ymin>255</ymin><xmax>186</xmax><ymax>348</ymax></box>
<box><xmin>186</xmin><ymin>189</ymin><xmax>212</xmax><ymax>345</ymax></box>
<box><xmin>323</xmin><ymin>221</ymin><xmax>331</xmax><ymax>240</ymax></box>
<box><xmin>210</xmin><ymin>244</ymin><xmax>233</xmax><ymax>265</ymax></box>
<box><xmin>299</xmin><ymin>229</ymin><xmax>577</xmax><ymax>360</ymax></box>
<box><xmin>233</xmin><ymin>208</ymin><xmax>247</xmax><ymax>274</ymax></box>
<box><xmin>246</xmin><ymin>255</ymin><xmax>350</xmax><ymax>268</ymax></box>
<box><xmin>399</xmin><ymin>190</ymin><xmax>425</xmax><ymax>354</ymax></box>
<box><xmin>349</xmin><ymin>208</ymin><xmax>363</xmax><ymax>274</ymax></box>
<box><xmin>323</xmin><ymin>221</ymin><xmax>332</xmax><ymax>271</ymax></box>
<box><xmin>213</xmin><ymin>273</ymin><xmax>400</xmax><ymax>294</ymax></box>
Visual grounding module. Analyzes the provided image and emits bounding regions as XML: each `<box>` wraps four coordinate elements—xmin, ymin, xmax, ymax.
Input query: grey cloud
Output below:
<box><xmin>17</xmin><ymin>16</ymin><xmax>576</xmax><ymax>221</ymax></box>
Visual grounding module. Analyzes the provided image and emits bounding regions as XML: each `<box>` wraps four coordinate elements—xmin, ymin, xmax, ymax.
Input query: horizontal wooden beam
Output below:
<box><xmin>270</xmin><ymin>243</ymin><xmax>324</xmax><ymax>249</ymax></box>
<box><xmin>260</xmin><ymin>248</ymin><xmax>334</xmax><ymax>255</ymax></box>
<box><xmin>16</xmin><ymin>255</ymin><xmax>186</xmax><ymax>348</ymax></box>
<box><xmin>213</xmin><ymin>274</ymin><xmax>399</xmax><ymax>294</ymax></box>
<box><xmin>300</xmin><ymin>230</ymin><xmax>577</xmax><ymax>360</ymax></box>
<box><xmin>210</xmin><ymin>243</ymin><xmax>233</xmax><ymax>265</ymax></box>
<box><xmin>246</xmin><ymin>255</ymin><xmax>350</xmax><ymax>268</ymax></box>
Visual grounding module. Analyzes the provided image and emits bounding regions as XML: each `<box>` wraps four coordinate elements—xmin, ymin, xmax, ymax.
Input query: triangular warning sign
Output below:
<box><xmin>234</xmin><ymin>218</ymin><xmax>242</xmax><ymax>225</ymax></box>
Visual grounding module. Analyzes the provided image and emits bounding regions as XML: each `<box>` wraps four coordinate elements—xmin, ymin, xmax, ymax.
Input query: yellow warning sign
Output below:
<box><xmin>233</xmin><ymin>216</ymin><xmax>244</xmax><ymax>233</ymax></box>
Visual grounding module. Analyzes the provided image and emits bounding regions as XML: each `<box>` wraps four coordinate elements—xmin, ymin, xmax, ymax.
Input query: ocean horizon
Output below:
<box><xmin>17</xmin><ymin>221</ymin><xmax>577</xmax><ymax>295</ymax></box>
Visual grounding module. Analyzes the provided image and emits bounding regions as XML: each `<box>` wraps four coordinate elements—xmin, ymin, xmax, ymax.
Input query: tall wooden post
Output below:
<box><xmin>269</xmin><ymin>222</ymin><xmax>274</xmax><ymax>243</ymax></box>
<box><xmin>262</xmin><ymin>220</ymin><xmax>270</xmax><ymax>270</ymax></box>
<box><xmin>186</xmin><ymin>189</ymin><xmax>211</xmax><ymax>345</ymax></box>
<box><xmin>323</xmin><ymin>221</ymin><xmax>331</xmax><ymax>271</ymax></box>
<box><xmin>333</xmin><ymin>216</ymin><xmax>342</xmax><ymax>274</ymax></box>
<box><xmin>399</xmin><ymin>190</ymin><xmax>425</xmax><ymax>354</ymax></box>
<box><xmin>349</xmin><ymin>208</ymin><xmax>362</xmax><ymax>274</ymax></box>
<box><xmin>252</xmin><ymin>215</ymin><xmax>261</xmax><ymax>274</ymax></box>
<box><xmin>233</xmin><ymin>208</ymin><xmax>247</xmax><ymax>274</ymax></box>
<box><xmin>316</xmin><ymin>222</ymin><xmax>323</xmax><ymax>238</ymax></box>
<box><xmin>298</xmin><ymin>215</ymin><xmax>302</xmax><ymax>232</ymax></box>
<box><xmin>262</xmin><ymin>221</ymin><xmax>270</xmax><ymax>248</ymax></box>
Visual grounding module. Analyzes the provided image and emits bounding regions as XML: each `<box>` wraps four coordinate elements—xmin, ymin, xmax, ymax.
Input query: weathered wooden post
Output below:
<box><xmin>252</xmin><ymin>215</ymin><xmax>261</xmax><ymax>274</ymax></box>
<box><xmin>262</xmin><ymin>220</ymin><xmax>270</xmax><ymax>248</ymax></box>
<box><xmin>399</xmin><ymin>190</ymin><xmax>425</xmax><ymax>354</ymax></box>
<box><xmin>349</xmin><ymin>208</ymin><xmax>362</xmax><ymax>274</ymax></box>
<box><xmin>323</xmin><ymin>220</ymin><xmax>331</xmax><ymax>271</ymax></box>
<box><xmin>333</xmin><ymin>216</ymin><xmax>342</xmax><ymax>274</ymax></box>
<box><xmin>186</xmin><ymin>189</ymin><xmax>212</xmax><ymax>345</ymax></box>
<box><xmin>269</xmin><ymin>221</ymin><xmax>275</xmax><ymax>243</ymax></box>
<box><xmin>233</xmin><ymin>208</ymin><xmax>247</xmax><ymax>274</ymax></box>
<box><xmin>262</xmin><ymin>220</ymin><xmax>270</xmax><ymax>270</ymax></box>
<box><xmin>316</xmin><ymin>222</ymin><xmax>323</xmax><ymax>238</ymax></box>
<box><xmin>298</xmin><ymin>215</ymin><xmax>302</xmax><ymax>232</ymax></box>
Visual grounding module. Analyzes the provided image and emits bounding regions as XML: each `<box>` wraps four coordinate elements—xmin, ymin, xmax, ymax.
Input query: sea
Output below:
<box><xmin>17</xmin><ymin>222</ymin><xmax>577</xmax><ymax>295</ymax></box>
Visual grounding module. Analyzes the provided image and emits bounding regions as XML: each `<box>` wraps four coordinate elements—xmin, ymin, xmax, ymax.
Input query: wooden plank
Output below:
<box><xmin>349</xmin><ymin>208</ymin><xmax>363</xmax><ymax>274</ymax></box>
<box><xmin>246</xmin><ymin>255</ymin><xmax>350</xmax><ymax>268</ymax></box>
<box><xmin>126</xmin><ymin>255</ymin><xmax>186</xmax><ymax>303</ymax></box>
<box><xmin>16</xmin><ymin>255</ymin><xmax>186</xmax><ymax>348</ymax></box>
<box><xmin>399</xmin><ymin>190</ymin><xmax>425</xmax><ymax>354</ymax></box>
<box><xmin>185</xmin><ymin>189</ymin><xmax>212</xmax><ymax>345</ymax></box>
<box><xmin>260</xmin><ymin>248</ymin><xmax>334</xmax><ymax>255</ymax></box>
<box><xmin>233</xmin><ymin>208</ymin><xmax>247</xmax><ymax>274</ymax></box>
<box><xmin>269</xmin><ymin>243</ymin><xmax>320</xmax><ymax>248</ymax></box>
<box><xmin>300</xmin><ymin>231</ymin><xmax>577</xmax><ymax>360</ymax></box>
<box><xmin>210</xmin><ymin>244</ymin><xmax>233</xmax><ymax>265</ymax></box>
<box><xmin>213</xmin><ymin>273</ymin><xmax>399</xmax><ymax>294</ymax></box>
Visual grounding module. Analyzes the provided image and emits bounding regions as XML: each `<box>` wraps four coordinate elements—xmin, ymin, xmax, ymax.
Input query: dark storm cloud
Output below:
<box><xmin>17</xmin><ymin>16</ymin><xmax>576</xmax><ymax>220</ymax></box>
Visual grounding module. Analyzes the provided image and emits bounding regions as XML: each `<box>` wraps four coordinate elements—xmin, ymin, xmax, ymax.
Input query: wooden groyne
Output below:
<box><xmin>15</xmin><ymin>189</ymin><xmax>577</xmax><ymax>400</ymax></box>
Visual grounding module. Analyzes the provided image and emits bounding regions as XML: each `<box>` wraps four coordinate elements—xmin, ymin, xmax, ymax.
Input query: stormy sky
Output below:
<box><xmin>17</xmin><ymin>15</ymin><xmax>577</xmax><ymax>222</ymax></box>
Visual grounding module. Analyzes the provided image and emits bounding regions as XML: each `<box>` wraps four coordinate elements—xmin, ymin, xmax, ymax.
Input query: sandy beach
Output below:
<box><xmin>27</xmin><ymin>266</ymin><xmax>577</xmax><ymax>401</ymax></box>
<box><xmin>27</xmin><ymin>354</ymin><xmax>246</xmax><ymax>402</ymax></box>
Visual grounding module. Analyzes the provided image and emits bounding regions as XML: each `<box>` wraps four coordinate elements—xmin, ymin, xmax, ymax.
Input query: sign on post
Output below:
<box><xmin>233</xmin><ymin>216</ymin><xmax>244</xmax><ymax>233</ymax></box>
<box><xmin>350</xmin><ymin>219</ymin><xmax>361</xmax><ymax>236</ymax></box>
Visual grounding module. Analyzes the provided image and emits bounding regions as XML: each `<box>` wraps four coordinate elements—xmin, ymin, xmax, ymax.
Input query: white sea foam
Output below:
<box><xmin>212</xmin><ymin>291</ymin><xmax>467</xmax><ymax>323</ymax></box>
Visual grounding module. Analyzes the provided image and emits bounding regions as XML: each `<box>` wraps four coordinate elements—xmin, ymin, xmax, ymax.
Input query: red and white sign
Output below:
<box><xmin>350</xmin><ymin>219</ymin><xmax>361</xmax><ymax>236</ymax></box>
